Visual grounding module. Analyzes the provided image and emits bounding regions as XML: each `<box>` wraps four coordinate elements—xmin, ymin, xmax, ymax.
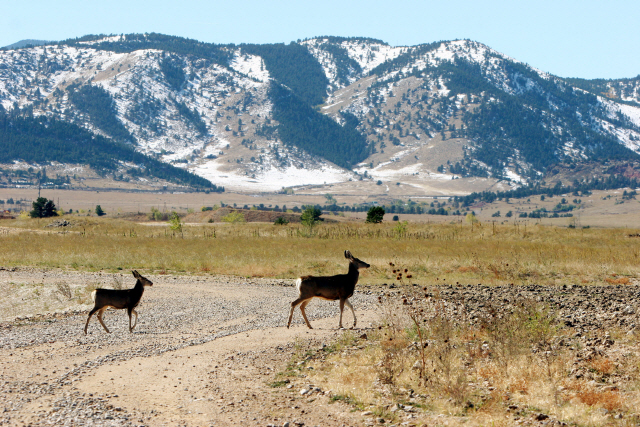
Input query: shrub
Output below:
<box><xmin>274</xmin><ymin>216</ymin><xmax>289</xmax><ymax>225</ymax></box>
<box><xmin>222</xmin><ymin>211</ymin><xmax>245</xmax><ymax>223</ymax></box>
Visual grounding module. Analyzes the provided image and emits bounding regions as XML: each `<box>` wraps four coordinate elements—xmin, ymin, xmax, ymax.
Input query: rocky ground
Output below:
<box><xmin>1</xmin><ymin>270</ymin><xmax>639</xmax><ymax>426</ymax></box>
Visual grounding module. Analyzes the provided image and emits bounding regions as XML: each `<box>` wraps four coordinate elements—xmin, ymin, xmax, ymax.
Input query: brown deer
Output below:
<box><xmin>287</xmin><ymin>250</ymin><xmax>370</xmax><ymax>329</ymax></box>
<box><xmin>84</xmin><ymin>270</ymin><xmax>153</xmax><ymax>334</ymax></box>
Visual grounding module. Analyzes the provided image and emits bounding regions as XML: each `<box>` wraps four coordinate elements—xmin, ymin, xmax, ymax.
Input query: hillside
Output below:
<box><xmin>0</xmin><ymin>34</ymin><xmax>639</xmax><ymax>193</ymax></box>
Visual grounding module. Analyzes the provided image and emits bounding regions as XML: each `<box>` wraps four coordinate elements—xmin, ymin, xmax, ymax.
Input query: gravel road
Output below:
<box><xmin>0</xmin><ymin>269</ymin><xmax>380</xmax><ymax>426</ymax></box>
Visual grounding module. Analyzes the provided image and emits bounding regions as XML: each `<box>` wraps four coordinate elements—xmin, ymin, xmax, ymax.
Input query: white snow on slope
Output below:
<box><xmin>230</xmin><ymin>52</ymin><xmax>270</xmax><ymax>82</ymax></box>
<box><xmin>192</xmin><ymin>160</ymin><xmax>352</xmax><ymax>191</ymax></box>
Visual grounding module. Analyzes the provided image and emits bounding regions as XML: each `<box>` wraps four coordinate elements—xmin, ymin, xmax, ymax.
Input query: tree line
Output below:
<box><xmin>0</xmin><ymin>108</ymin><xmax>222</xmax><ymax>190</ymax></box>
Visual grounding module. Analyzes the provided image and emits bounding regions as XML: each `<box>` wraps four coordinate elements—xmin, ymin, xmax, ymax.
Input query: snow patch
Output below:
<box><xmin>193</xmin><ymin>160</ymin><xmax>352</xmax><ymax>191</ymax></box>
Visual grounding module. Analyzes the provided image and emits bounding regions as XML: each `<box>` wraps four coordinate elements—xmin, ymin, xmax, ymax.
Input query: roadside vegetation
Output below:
<box><xmin>292</xmin><ymin>282</ymin><xmax>640</xmax><ymax>426</ymax></box>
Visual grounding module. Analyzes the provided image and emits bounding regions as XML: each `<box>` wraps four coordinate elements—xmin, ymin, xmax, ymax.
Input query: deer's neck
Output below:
<box><xmin>131</xmin><ymin>280</ymin><xmax>145</xmax><ymax>300</ymax></box>
<box><xmin>347</xmin><ymin>263</ymin><xmax>360</xmax><ymax>284</ymax></box>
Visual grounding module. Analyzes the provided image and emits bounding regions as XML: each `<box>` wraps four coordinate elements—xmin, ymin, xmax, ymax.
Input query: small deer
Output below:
<box><xmin>84</xmin><ymin>270</ymin><xmax>153</xmax><ymax>334</ymax></box>
<box><xmin>287</xmin><ymin>250</ymin><xmax>370</xmax><ymax>329</ymax></box>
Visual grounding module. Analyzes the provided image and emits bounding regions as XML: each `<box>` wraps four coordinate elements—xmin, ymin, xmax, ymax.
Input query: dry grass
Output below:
<box><xmin>299</xmin><ymin>284</ymin><xmax>640</xmax><ymax>426</ymax></box>
<box><xmin>0</xmin><ymin>218</ymin><xmax>638</xmax><ymax>288</ymax></box>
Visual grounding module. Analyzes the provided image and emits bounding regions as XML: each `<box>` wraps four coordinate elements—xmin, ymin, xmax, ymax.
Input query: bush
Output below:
<box><xmin>274</xmin><ymin>216</ymin><xmax>289</xmax><ymax>225</ymax></box>
<box><xmin>222</xmin><ymin>211</ymin><xmax>245</xmax><ymax>223</ymax></box>
<box><xmin>149</xmin><ymin>207</ymin><xmax>168</xmax><ymax>221</ymax></box>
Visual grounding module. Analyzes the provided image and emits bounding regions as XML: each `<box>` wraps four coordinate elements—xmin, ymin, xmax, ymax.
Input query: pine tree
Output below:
<box><xmin>30</xmin><ymin>197</ymin><xmax>58</xmax><ymax>218</ymax></box>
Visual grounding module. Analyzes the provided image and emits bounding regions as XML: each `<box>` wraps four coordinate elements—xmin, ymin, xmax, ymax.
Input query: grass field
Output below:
<box><xmin>1</xmin><ymin>216</ymin><xmax>638</xmax><ymax>287</ymax></box>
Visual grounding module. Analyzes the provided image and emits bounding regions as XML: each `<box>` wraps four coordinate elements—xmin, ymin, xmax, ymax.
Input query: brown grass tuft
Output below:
<box><xmin>589</xmin><ymin>356</ymin><xmax>615</xmax><ymax>375</ymax></box>
<box><xmin>605</xmin><ymin>277</ymin><xmax>630</xmax><ymax>284</ymax></box>
<box><xmin>577</xmin><ymin>389</ymin><xmax>624</xmax><ymax>412</ymax></box>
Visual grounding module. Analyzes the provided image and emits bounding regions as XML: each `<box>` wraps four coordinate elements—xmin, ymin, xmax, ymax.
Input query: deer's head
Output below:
<box><xmin>132</xmin><ymin>270</ymin><xmax>153</xmax><ymax>287</ymax></box>
<box><xmin>345</xmin><ymin>250</ymin><xmax>370</xmax><ymax>270</ymax></box>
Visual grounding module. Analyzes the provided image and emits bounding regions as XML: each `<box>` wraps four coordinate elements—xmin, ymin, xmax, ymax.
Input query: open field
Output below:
<box><xmin>0</xmin><ymin>217</ymin><xmax>639</xmax><ymax>287</ymax></box>
<box><xmin>1</xmin><ymin>217</ymin><xmax>640</xmax><ymax>425</ymax></box>
<box><xmin>2</xmin><ymin>187</ymin><xmax>640</xmax><ymax>227</ymax></box>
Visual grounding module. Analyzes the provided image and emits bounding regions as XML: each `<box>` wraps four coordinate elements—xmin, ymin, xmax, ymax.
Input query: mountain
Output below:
<box><xmin>1</xmin><ymin>33</ymin><xmax>639</xmax><ymax>193</ymax></box>
<box><xmin>2</xmin><ymin>39</ymin><xmax>51</xmax><ymax>49</ymax></box>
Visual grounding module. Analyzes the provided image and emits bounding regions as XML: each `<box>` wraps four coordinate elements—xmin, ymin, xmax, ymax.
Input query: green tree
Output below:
<box><xmin>366</xmin><ymin>206</ymin><xmax>385</xmax><ymax>224</ymax></box>
<box><xmin>95</xmin><ymin>205</ymin><xmax>106</xmax><ymax>216</ymax></box>
<box><xmin>324</xmin><ymin>194</ymin><xmax>337</xmax><ymax>204</ymax></box>
<box><xmin>301</xmin><ymin>206</ymin><xmax>322</xmax><ymax>229</ymax></box>
<box><xmin>30</xmin><ymin>197</ymin><xmax>58</xmax><ymax>218</ymax></box>
<box><xmin>168</xmin><ymin>212</ymin><xmax>183</xmax><ymax>234</ymax></box>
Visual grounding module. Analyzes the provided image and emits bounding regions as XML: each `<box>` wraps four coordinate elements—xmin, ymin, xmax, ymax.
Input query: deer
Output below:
<box><xmin>84</xmin><ymin>270</ymin><xmax>153</xmax><ymax>335</ymax></box>
<box><xmin>287</xmin><ymin>250</ymin><xmax>370</xmax><ymax>330</ymax></box>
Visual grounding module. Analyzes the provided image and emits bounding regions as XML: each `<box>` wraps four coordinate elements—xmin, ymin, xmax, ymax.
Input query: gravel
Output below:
<box><xmin>3</xmin><ymin>269</ymin><xmax>640</xmax><ymax>425</ymax></box>
<box><xmin>0</xmin><ymin>269</ymin><xmax>378</xmax><ymax>425</ymax></box>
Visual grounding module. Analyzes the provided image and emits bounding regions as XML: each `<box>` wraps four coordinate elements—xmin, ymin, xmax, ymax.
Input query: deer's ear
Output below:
<box><xmin>345</xmin><ymin>250</ymin><xmax>352</xmax><ymax>259</ymax></box>
<box><xmin>132</xmin><ymin>270</ymin><xmax>139</xmax><ymax>277</ymax></box>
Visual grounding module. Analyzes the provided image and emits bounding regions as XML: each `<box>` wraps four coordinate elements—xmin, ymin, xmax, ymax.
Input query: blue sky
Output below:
<box><xmin>2</xmin><ymin>0</ymin><xmax>638</xmax><ymax>79</ymax></box>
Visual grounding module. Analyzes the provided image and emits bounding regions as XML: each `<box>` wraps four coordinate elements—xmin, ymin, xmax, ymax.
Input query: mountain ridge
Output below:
<box><xmin>0</xmin><ymin>33</ymin><xmax>638</xmax><ymax>193</ymax></box>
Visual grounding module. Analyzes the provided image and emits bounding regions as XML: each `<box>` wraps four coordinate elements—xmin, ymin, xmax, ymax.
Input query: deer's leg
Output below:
<box><xmin>287</xmin><ymin>297</ymin><xmax>305</xmax><ymax>328</ymax></box>
<box><xmin>84</xmin><ymin>307</ymin><xmax>99</xmax><ymax>335</ymax></box>
<box><xmin>96</xmin><ymin>307</ymin><xmax>110</xmax><ymax>333</ymax></box>
<box><xmin>299</xmin><ymin>300</ymin><xmax>313</xmax><ymax>329</ymax></box>
<box><xmin>130</xmin><ymin>309</ymin><xmax>139</xmax><ymax>331</ymax></box>
<box><xmin>127</xmin><ymin>308</ymin><xmax>134</xmax><ymax>333</ymax></box>
<box><xmin>344</xmin><ymin>298</ymin><xmax>356</xmax><ymax>328</ymax></box>
<box><xmin>338</xmin><ymin>299</ymin><xmax>346</xmax><ymax>329</ymax></box>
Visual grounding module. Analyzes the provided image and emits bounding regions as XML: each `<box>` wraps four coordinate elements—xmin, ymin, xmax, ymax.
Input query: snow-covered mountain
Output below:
<box><xmin>1</xmin><ymin>34</ymin><xmax>639</xmax><ymax>192</ymax></box>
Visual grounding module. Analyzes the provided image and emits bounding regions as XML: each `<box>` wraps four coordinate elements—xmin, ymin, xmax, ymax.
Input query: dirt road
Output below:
<box><xmin>0</xmin><ymin>271</ymin><xmax>380</xmax><ymax>426</ymax></box>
